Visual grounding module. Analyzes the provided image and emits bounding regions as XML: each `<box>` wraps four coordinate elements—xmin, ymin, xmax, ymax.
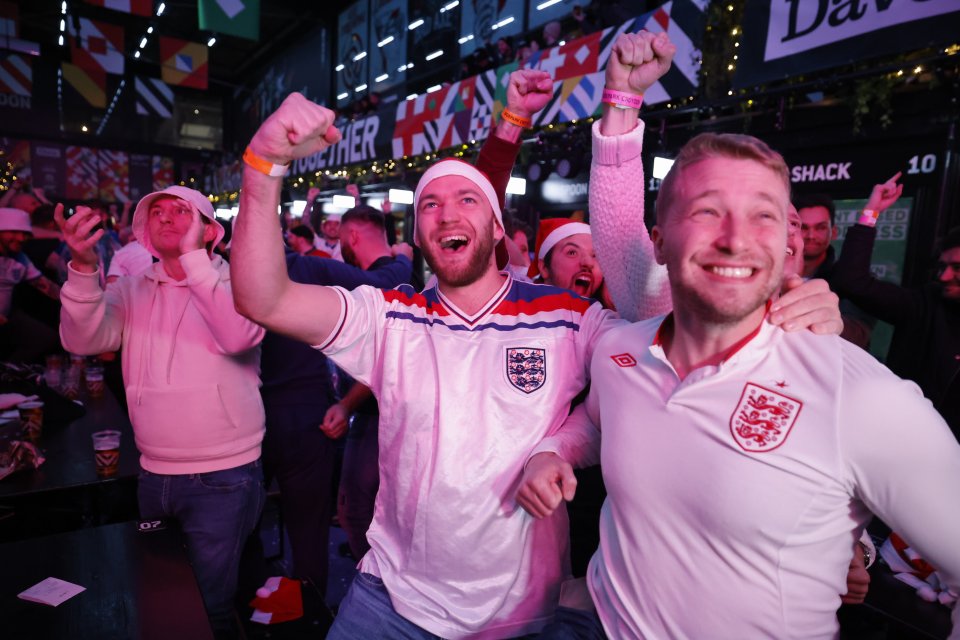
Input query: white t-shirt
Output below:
<box><xmin>584</xmin><ymin>317</ymin><xmax>960</xmax><ymax>639</ymax></box>
<box><xmin>319</xmin><ymin>273</ymin><xmax>620</xmax><ymax>638</ymax></box>
<box><xmin>106</xmin><ymin>240</ymin><xmax>153</xmax><ymax>279</ymax></box>
<box><xmin>0</xmin><ymin>253</ymin><xmax>42</xmax><ymax>316</ymax></box>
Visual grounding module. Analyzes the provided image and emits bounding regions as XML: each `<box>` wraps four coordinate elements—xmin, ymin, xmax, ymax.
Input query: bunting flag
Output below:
<box><xmin>160</xmin><ymin>37</ymin><xmax>208</xmax><ymax>90</ymax></box>
<box><xmin>66</xmin><ymin>146</ymin><xmax>100</xmax><ymax>200</ymax></box>
<box><xmin>84</xmin><ymin>0</ymin><xmax>152</xmax><ymax>17</ymax></box>
<box><xmin>198</xmin><ymin>0</ymin><xmax>260</xmax><ymax>41</ymax></box>
<box><xmin>98</xmin><ymin>149</ymin><xmax>129</xmax><ymax>202</ymax></box>
<box><xmin>62</xmin><ymin>61</ymin><xmax>106</xmax><ymax>108</ymax></box>
<box><xmin>0</xmin><ymin>52</ymin><xmax>31</xmax><ymax>96</ymax></box>
<box><xmin>135</xmin><ymin>76</ymin><xmax>173</xmax><ymax>118</ymax></box>
<box><xmin>152</xmin><ymin>155</ymin><xmax>174</xmax><ymax>190</ymax></box>
<box><xmin>0</xmin><ymin>1</ymin><xmax>17</xmax><ymax>38</ymax></box>
<box><xmin>69</xmin><ymin>17</ymin><xmax>125</xmax><ymax>76</ymax></box>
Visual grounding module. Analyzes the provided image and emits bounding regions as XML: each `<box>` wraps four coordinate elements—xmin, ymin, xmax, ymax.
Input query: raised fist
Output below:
<box><xmin>506</xmin><ymin>69</ymin><xmax>553</xmax><ymax>118</ymax></box>
<box><xmin>248</xmin><ymin>93</ymin><xmax>342</xmax><ymax>166</ymax></box>
<box><xmin>606</xmin><ymin>31</ymin><xmax>676</xmax><ymax>96</ymax></box>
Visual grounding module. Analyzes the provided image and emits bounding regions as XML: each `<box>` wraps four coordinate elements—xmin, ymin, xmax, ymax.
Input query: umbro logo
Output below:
<box><xmin>610</xmin><ymin>353</ymin><xmax>637</xmax><ymax>368</ymax></box>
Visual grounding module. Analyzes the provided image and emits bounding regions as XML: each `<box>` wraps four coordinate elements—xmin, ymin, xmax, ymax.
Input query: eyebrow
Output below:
<box><xmin>420</xmin><ymin>187</ymin><xmax>484</xmax><ymax>202</ymax></box>
<box><xmin>689</xmin><ymin>189</ymin><xmax>784</xmax><ymax>209</ymax></box>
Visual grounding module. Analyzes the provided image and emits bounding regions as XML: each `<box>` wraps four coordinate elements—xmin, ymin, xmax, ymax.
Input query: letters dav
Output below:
<box><xmin>790</xmin><ymin>162</ymin><xmax>851</xmax><ymax>183</ymax></box>
<box><xmin>729</xmin><ymin>383</ymin><xmax>802</xmax><ymax>453</ymax></box>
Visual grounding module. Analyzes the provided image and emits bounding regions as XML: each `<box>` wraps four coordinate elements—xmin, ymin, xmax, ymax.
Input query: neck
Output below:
<box><xmin>801</xmin><ymin>252</ymin><xmax>826</xmax><ymax>278</ymax></box>
<box><xmin>438</xmin><ymin>267</ymin><xmax>507</xmax><ymax>315</ymax></box>
<box><xmin>359</xmin><ymin>246</ymin><xmax>391</xmax><ymax>270</ymax></box>
<box><xmin>161</xmin><ymin>255</ymin><xmax>187</xmax><ymax>281</ymax></box>
<box><xmin>662</xmin><ymin>304</ymin><xmax>767</xmax><ymax>380</ymax></box>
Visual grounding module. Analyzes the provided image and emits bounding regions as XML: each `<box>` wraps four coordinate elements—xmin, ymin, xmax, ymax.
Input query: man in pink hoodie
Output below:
<box><xmin>57</xmin><ymin>186</ymin><xmax>266</xmax><ymax>639</ymax></box>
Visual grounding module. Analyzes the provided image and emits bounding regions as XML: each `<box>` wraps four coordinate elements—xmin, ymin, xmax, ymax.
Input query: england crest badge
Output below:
<box><xmin>729</xmin><ymin>383</ymin><xmax>802</xmax><ymax>453</ymax></box>
<box><xmin>506</xmin><ymin>348</ymin><xmax>546</xmax><ymax>393</ymax></box>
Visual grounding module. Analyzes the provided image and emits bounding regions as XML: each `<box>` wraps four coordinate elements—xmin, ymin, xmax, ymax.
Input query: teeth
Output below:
<box><xmin>439</xmin><ymin>235</ymin><xmax>467</xmax><ymax>249</ymax></box>
<box><xmin>710</xmin><ymin>266</ymin><xmax>753</xmax><ymax>278</ymax></box>
<box><xmin>786</xmin><ymin>248</ymin><xmax>795</xmax><ymax>256</ymax></box>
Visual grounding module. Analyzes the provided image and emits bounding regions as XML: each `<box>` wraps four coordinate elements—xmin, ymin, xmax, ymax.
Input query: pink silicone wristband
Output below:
<box><xmin>858</xmin><ymin>209</ymin><xmax>879</xmax><ymax>227</ymax></box>
<box><xmin>602</xmin><ymin>88</ymin><xmax>643</xmax><ymax>110</ymax></box>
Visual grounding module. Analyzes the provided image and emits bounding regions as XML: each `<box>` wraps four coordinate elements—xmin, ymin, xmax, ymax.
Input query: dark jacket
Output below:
<box><xmin>832</xmin><ymin>224</ymin><xmax>960</xmax><ymax>440</ymax></box>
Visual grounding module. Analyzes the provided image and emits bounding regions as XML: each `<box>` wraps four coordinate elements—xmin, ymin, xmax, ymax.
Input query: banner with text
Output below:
<box><xmin>735</xmin><ymin>0</ymin><xmax>960</xmax><ymax>87</ymax></box>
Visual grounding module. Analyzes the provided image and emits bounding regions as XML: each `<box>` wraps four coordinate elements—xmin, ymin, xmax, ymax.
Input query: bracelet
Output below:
<box><xmin>602</xmin><ymin>88</ymin><xmax>643</xmax><ymax>110</ymax></box>
<box><xmin>243</xmin><ymin>146</ymin><xmax>289</xmax><ymax>178</ymax></box>
<box><xmin>857</xmin><ymin>540</ymin><xmax>873</xmax><ymax>568</ymax></box>
<box><xmin>500</xmin><ymin>108</ymin><xmax>532</xmax><ymax>129</ymax></box>
<box><xmin>857</xmin><ymin>209</ymin><xmax>879</xmax><ymax>227</ymax></box>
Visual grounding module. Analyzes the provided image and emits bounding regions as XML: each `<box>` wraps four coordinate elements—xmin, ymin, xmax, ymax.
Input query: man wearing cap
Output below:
<box><xmin>56</xmin><ymin>186</ymin><xmax>266</xmax><ymax>638</ymax></box>
<box><xmin>530</xmin><ymin>218</ymin><xmax>604</xmax><ymax>301</ymax></box>
<box><xmin>0</xmin><ymin>207</ymin><xmax>61</xmax><ymax>361</ymax></box>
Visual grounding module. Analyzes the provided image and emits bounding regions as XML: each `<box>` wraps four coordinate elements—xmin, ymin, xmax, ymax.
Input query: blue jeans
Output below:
<box><xmin>138</xmin><ymin>461</ymin><xmax>265</xmax><ymax>638</ymax></box>
<box><xmin>328</xmin><ymin>572</ymin><xmax>442</xmax><ymax>640</ymax></box>
<box><xmin>538</xmin><ymin>606</ymin><xmax>607</xmax><ymax>639</ymax></box>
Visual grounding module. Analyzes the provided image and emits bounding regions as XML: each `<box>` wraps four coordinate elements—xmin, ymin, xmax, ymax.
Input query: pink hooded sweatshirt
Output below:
<box><xmin>60</xmin><ymin>188</ymin><xmax>265</xmax><ymax>474</ymax></box>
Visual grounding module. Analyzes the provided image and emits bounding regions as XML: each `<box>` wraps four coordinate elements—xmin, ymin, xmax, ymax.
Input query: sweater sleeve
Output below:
<box><xmin>589</xmin><ymin>120</ymin><xmax>672</xmax><ymax>322</ymax></box>
<box><xmin>528</xmin><ymin>402</ymin><xmax>601</xmax><ymax>468</ymax></box>
<box><xmin>181</xmin><ymin>250</ymin><xmax>265</xmax><ymax>355</ymax></box>
<box><xmin>59</xmin><ymin>262</ymin><xmax>124</xmax><ymax>355</ymax></box>
<box><xmin>839</xmin><ymin>358</ymin><xmax>960</xmax><ymax>635</ymax></box>
<box><xmin>476</xmin><ymin>133</ymin><xmax>523</xmax><ymax>211</ymax></box>
<box><xmin>830</xmin><ymin>224</ymin><xmax>925</xmax><ymax>327</ymax></box>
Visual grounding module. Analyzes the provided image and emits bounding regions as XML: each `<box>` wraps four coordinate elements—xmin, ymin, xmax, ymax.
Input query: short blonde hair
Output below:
<box><xmin>656</xmin><ymin>133</ymin><xmax>790</xmax><ymax>224</ymax></box>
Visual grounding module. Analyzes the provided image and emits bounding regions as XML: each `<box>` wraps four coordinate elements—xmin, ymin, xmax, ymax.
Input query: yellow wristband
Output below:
<box><xmin>501</xmin><ymin>108</ymin><xmax>532</xmax><ymax>129</ymax></box>
<box><xmin>243</xmin><ymin>147</ymin><xmax>289</xmax><ymax>178</ymax></box>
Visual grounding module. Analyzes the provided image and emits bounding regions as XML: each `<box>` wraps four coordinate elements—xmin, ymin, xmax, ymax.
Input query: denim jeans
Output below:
<box><xmin>538</xmin><ymin>606</ymin><xmax>607</xmax><ymax>640</ymax></box>
<box><xmin>338</xmin><ymin>412</ymin><xmax>380</xmax><ymax>559</ymax></box>
<box><xmin>327</xmin><ymin>572</ymin><xmax>443</xmax><ymax>640</ymax></box>
<box><xmin>138</xmin><ymin>460</ymin><xmax>265</xmax><ymax>639</ymax></box>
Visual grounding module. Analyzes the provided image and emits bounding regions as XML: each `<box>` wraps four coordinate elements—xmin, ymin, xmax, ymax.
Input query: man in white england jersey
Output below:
<box><xmin>230</xmin><ymin>61</ymin><xmax>844</xmax><ymax>636</ymax></box>
<box><xmin>531</xmin><ymin>91</ymin><xmax>960</xmax><ymax>640</ymax></box>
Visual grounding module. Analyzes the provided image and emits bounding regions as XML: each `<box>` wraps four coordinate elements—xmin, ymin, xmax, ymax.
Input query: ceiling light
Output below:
<box><xmin>337</xmin><ymin>92</ymin><xmax>348</xmax><ymax>100</ymax></box>
<box><xmin>335</xmin><ymin>63</ymin><xmax>344</xmax><ymax>71</ymax></box>
<box><xmin>492</xmin><ymin>16</ymin><xmax>514</xmax><ymax>29</ymax></box>
<box><xmin>652</xmin><ymin>156</ymin><xmax>675</xmax><ymax>180</ymax></box>
<box><xmin>408</xmin><ymin>19</ymin><xmax>424</xmax><ymax>30</ymax></box>
<box><xmin>377</xmin><ymin>36</ymin><xmax>394</xmax><ymax>47</ymax></box>
<box><xmin>353</xmin><ymin>51</ymin><xmax>367</xmax><ymax>61</ymax></box>
<box><xmin>425</xmin><ymin>49</ymin><xmax>443</xmax><ymax>61</ymax></box>
<box><xmin>355</xmin><ymin>83</ymin><xmax>367</xmax><ymax>92</ymax></box>
<box><xmin>81</xmin><ymin>125</ymin><xmax>88</xmax><ymax>132</ymax></box>
<box><xmin>332</xmin><ymin>195</ymin><xmax>356</xmax><ymax>208</ymax></box>
<box><xmin>406</xmin><ymin>93</ymin><xmax>418</xmax><ymax>100</ymax></box>
<box><xmin>134</xmin><ymin>50</ymin><xmax>140</xmax><ymax>58</ymax></box>
<box><xmin>140</xmin><ymin>37</ymin><xmax>148</xmax><ymax>48</ymax></box>
<box><xmin>156</xmin><ymin>2</ymin><xmax>165</xmax><ymax>16</ymax></box>
<box><xmin>458</xmin><ymin>35</ymin><xmax>473</xmax><ymax>44</ymax></box>
<box><xmin>207</xmin><ymin>36</ymin><xmax>216</xmax><ymax>47</ymax></box>
<box><xmin>147</xmin><ymin>26</ymin><xmax>154</xmax><ymax>34</ymax></box>
<box><xmin>505</xmin><ymin>177</ymin><xmax>526</xmax><ymax>195</ymax></box>
<box><xmin>537</xmin><ymin>0</ymin><xmax>561</xmax><ymax>9</ymax></box>
<box><xmin>426</xmin><ymin>84</ymin><xmax>441</xmax><ymax>93</ymax></box>
<box><xmin>375</xmin><ymin>73</ymin><xmax>388</xmax><ymax>82</ymax></box>
<box><xmin>388</xmin><ymin>189</ymin><xmax>413</xmax><ymax>204</ymax></box>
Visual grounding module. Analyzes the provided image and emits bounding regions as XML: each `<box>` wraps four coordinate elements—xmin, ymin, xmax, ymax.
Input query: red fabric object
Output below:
<box><xmin>248</xmin><ymin>577</ymin><xmax>303</xmax><ymax>624</ymax></box>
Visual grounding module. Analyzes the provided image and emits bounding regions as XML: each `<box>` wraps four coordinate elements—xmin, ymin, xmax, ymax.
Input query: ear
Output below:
<box><xmin>651</xmin><ymin>225</ymin><xmax>667</xmax><ymax>265</ymax></box>
<box><xmin>202</xmin><ymin>221</ymin><xmax>218</xmax><ymax>244</ymax></box>
<box><xmin>538</xmin><ymin>257</ymin><xmax>549</xmax><ymax>280</ymax></box>
<box><xmin>493</xmin><ymin>218</ymin><xmax>505</xmax><ymax>243</ymax></box>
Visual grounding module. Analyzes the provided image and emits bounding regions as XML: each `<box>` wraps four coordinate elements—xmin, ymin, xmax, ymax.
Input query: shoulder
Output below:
<box><xmin>502</xmin><ymin>280</ymin><xmax>596</xmax><ymax>315</ymax></box>
<box><xmin>595</xmin><ymin>315</ymin><xmax>660</xmax><ymax>352</ymax></box>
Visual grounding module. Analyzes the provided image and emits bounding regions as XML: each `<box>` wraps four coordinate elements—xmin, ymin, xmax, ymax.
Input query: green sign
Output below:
<box><xmin>199</xmin><ymin>0</ymin><xmax>259</xmax><ymax>42</ymax></box>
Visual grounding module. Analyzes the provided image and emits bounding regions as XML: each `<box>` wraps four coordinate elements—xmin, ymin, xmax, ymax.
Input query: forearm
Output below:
<box><xmin>529</xmin><ymin>403</ymin><xmax>601</xmax><ymax>468</ymax></box>
<box><xmin>338</xmin><ymin>382</ymin><xmax>373</xmax><ymax>413</ymax></box>
<box><xmin>59</xmin><ymin>265</ymin><xmax>123</xmax><ymax>354</ymax></box>
<box><xmin>589</xmin><ymin>118</ymin><xmax>671</xmax><ymax>321</ymax></box>
<box><xmin>181</xmin><ymin>250</ymin><xmax>265</xmax><ymax>353</ymax></box>
<box><xmin>31</xmin><ymin>276</ymin><xmax>60</xmax><ymax>301</ymax></box>
<box><xmin>232</xmin><ymin>168</ymin><xmax>294</xmax><ymax>323</ymax></box>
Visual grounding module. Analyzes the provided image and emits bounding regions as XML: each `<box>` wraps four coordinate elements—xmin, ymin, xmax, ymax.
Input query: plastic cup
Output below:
<box><xmin>85</xmin><ymin>367</ymin><xmax>105</xmax><ymax>399</ymax></box>
<box><xmin>92</xmin><ymin>430</ymin><xmax>122</xmax><ymax>477</ymax></box>
<box><xmin>62</xmin><ymin>369</ymin><xmax>81</xmax><ymax>400</ymax></box>
<box><xmin>18</xmin><ymin>401</ymin><xmax>44</xmax><ymax>441</ymax></box>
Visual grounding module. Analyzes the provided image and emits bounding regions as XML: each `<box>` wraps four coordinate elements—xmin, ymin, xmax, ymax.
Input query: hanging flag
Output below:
<box><xmin>134</xmin><ymin>76</ymin><xmax>173</xmax><ymax>118</ymax></box>
<box><xmin>66</xmin><ymin>146</ymin><xmax>100</xmax><ymax>200</ymax></box>
<box><xmin>0</xmin><ymin>52</ymin><xmax>30</xmax><ymax>96</ymax></box>
<box><xmin>62</xmin><ymin>61</ymin><xmax>106</xmax><ymax>108</ymax></box>
<box><xmin>0</xmin><ymin>1</ymin><xmax>17</xmax><ymax>39</ymax></box>
<box><xmin>84</xmin><ymin>0</ymin><xmax>152</xmax><ymax>17</ymax></box>
<box><xmin>198</xmin><ymin>0</ymin><xmax>260</xmax><ymax>41</ymax></box>
<box><xmin>69</xmin><ymin>17</ymin><xmax>124</xmax><ymax>76</ymax></box>
<box><xmin>159</xmin><ymin>36</ymin><xmax>208</xmax><ymax>90</ymax></box>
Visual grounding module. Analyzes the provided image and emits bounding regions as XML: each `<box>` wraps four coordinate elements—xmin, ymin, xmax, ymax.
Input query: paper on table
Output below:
<box><xmin>17</xmin><ymin>577</ymin><xmax>86</xmax><ymax>606</ymax></box>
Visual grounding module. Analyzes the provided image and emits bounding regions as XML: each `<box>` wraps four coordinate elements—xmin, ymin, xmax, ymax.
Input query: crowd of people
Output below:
<box><xmin>2</xmin><ymin>27</ymin><xmax>959</xmax><ymax>640</ymax></box>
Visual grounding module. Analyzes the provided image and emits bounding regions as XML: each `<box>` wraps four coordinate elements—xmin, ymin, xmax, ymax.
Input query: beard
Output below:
<box><xmin>421</xmin><ymin>229</ymin><xmax>496</xmax><ymax>287</ymax></box>
<box><xmin>667</xmin><ymin>261</ymin><xmax>781</xmax><ymax>328</ymax></box>
<box><xmin>341</xmin><ymin>242</ymin><xmax>359</xmax><ymax>268</ymax></box>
